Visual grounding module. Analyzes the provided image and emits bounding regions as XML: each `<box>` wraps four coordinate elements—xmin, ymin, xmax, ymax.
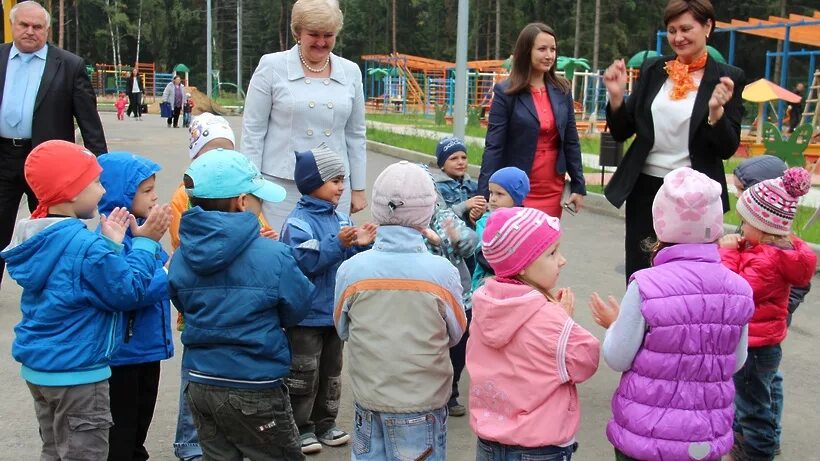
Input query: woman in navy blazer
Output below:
<box><xmin>478</xmin><ymin>23</ymin><xmax>586</xmax><ymax>218</ymax></box>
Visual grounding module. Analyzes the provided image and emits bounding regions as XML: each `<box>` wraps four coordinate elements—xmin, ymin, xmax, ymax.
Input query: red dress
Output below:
<box><xmin>523</xmin><ymin>86</ymin><xmax>566</xmax><ymax>218</ymax></box>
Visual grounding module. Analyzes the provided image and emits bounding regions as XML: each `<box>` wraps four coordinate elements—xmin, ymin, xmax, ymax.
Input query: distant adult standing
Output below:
<box><xmin>0</xmin><ymin>0</ymin><xmax>107</xmax><ymax>283</ymax></box>
<box><xmin>242</xmin><ymin>0</ymin><xmax>367</xmax><ymax>231</ymax></box>
<box><xmin>162</xmin><ymin>75</ymin><xmax>185</xmax><ymax>128</ymax></box>
<box><xmin>126</xmin><ymin>67</ymin><xmax>145</xmax><ymax>120</ymax></box>
<box><xmin>603</xmin><ymin>0</ymin><xmax>744</xmax><ymax>281</ymax></box>
<box><xmin>788</xmin><ymin>82</ymin><xmax>805</xmax><ymax>133</ymax></box>
<box><xmin>477</xmin><ymin>23</ymin><xmax>586</xmax><ymax>219</ymax></box>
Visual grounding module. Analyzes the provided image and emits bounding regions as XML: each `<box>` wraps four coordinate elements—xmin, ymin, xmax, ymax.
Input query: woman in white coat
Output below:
<box><xmin>241</xmin><ymin>0</ymin><xmax>367</xmax><ymax>231</ymax></box>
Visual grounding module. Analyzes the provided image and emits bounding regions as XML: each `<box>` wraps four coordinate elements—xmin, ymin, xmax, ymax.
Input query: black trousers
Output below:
<box><xmin>107</xmin><ymin>361</ymin><xmax>161</xmax><ymax>461</ymax></box>
<box><xmin>0</xmin><ymin>142</ymin><xmax>37</xmax><ymax>287</ymax></box>
<box><xmin>449</xmin><ymin>308</ymin><xmax>472</xmax><ymax>405</ymax></box>
<box><xmin>127</xmin><ymin>93</ymin><xmax>142</xmax><ymax>118</ymax></box>
<box><xmin>285</xmin><ymin>326</ymin><xmax>343</xmax><ymax>436</ymax></box>
<box><xmin>168</xmin><ymin>105</ymin><xmax>182</xmax><ymax>127</ymax></box>
<box><xmin>624</xmin><ymin>174</ymin><xmax>664</xmax><ymax>284</ymax></box>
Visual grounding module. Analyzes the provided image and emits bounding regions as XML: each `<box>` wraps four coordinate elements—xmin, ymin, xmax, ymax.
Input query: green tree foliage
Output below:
<box><xmin>62</xmin><ymin>0</ymin><xmax>819</xmax><ymax>93</ymax></box>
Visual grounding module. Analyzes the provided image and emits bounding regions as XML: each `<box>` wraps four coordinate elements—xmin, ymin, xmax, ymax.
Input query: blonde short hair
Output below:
<box><xmin>290</xmin><ymin>0</ymin><xmax>344</xmax><ymax>40</ymax></box>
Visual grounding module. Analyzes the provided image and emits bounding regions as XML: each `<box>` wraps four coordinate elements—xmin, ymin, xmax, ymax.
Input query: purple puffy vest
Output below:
<box><xmin>607</xmin><ymin>244</ymin><xmax>754</xmax><ymax>461</ymax></box>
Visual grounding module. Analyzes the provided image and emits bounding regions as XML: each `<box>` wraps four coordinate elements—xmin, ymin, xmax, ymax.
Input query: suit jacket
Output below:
<box><xmin>604</xmin><ymin>56</ymin><xmax>745</xmax><ymax>211</ymax></box>
<box><xmin>125</xmin><ymin>74</ymin><xmax>145</xmax><ymax>96</ymax></box>
<box><xmin>0</xmin><ymin>43</ymin><xmax>107</xmax><ymax>155</ymax></box>
<box><xmin>478</xmin><ymin>79</ymin><xmax>586</xmax><ymax>197</ymax></box>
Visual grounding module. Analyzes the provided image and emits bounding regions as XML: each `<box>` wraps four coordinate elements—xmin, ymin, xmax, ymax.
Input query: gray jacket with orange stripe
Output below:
<box><xmin>334</xmin><ymin>225</ymin><xmax>466</xmax><ymax>413</ymax></box>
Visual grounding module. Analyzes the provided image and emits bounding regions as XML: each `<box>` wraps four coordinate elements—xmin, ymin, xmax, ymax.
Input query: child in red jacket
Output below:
<box><xmin>719</xmin><ymin>167</ymin><xmax>817</xmax><ymax>461</ymax></box>
<box><xmin>115</xmin><ymin>92</ymin><xmax>127</xmax><ymax>120</ymax></box>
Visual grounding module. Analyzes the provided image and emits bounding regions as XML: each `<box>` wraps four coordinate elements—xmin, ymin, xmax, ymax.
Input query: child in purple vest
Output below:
<box><xmin>590</xmin><ymin>167</ymin><xmax>755</xmax><ymax>461</ymax></box>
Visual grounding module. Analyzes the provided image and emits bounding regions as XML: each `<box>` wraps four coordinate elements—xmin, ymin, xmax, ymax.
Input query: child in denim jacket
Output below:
<box><xmin>434</xmin><ymin>136</ymin><xmax>485</xmax><ymax>223</ymax></box>
<box><xmin>423</xmin><ymin>168</ymin><xmax>478</xmax><ymax>417</ymax></box>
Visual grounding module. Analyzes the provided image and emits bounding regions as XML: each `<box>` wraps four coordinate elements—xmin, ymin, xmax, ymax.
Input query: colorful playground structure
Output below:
<box><xmin>88</xmin><ymin>63</ymin><xmax>190</xmax><ymax>100</ymax></box>
<box><xmin>361</xmin><ymin>52</ymin><xmax>616</xmax><ymax>127</ymax></box>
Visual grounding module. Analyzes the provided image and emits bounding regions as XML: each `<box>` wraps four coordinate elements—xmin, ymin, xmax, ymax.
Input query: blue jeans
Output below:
<box><xmin>477</xmin><ymin>438</ymin><xmax>577</xmax><ymax>461</ymax></box>
<box><xmin>174</xmin><ymin>367</ymin><xmax>203</xmax><ymax>460</ymax></box>
<box><xmin>734</xmin><ymin>345</ymin><xmax>782</xmax><ymax>461</ymax></box>
<box><xmin>351</xmin><ymin>403</ymin><xmax>447</xmax><ymax>461</ymax></box>
<box><xmin>771</xmin><ymin>370</ymin><xmax>783</xmax><ymax>447</ymax></box>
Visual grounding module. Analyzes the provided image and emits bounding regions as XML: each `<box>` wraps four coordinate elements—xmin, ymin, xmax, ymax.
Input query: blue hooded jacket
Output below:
<box><xmin>0</xmin><ymin>217</ymin><xmax>160</xmax><ymax>386</ymax></box>
<box><xmin>280</xmin><ymin>195</ymin><xmax>370</xmax><ymax>327</ymax></box>
<box><xmin>97</xmin><ymin>152</ymin><xmax>174</xmax><ymax>366</ymax></box>
<box><xmin>168</xmin><ymin>207</ymin><xmax>314</xmax><ymax>389</ymax></box>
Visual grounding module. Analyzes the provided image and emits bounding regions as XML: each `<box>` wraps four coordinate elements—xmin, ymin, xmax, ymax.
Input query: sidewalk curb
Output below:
<box><xmin>367</xmin><ymin>140</ymin><xmax>820</xmax><ymax>267</ymax></box>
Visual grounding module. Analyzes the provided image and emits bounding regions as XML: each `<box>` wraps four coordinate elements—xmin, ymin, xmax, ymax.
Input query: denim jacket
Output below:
<box><xmin>435</xmin><ymin>174</ymin><xmax>478</xmax><ymax>222</ymax></box>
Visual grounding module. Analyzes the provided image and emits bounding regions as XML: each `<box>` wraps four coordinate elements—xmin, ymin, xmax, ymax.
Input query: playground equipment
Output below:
<box><xmin>361</xmin><ymin>52</ymin><xmax>613</xmax><ymax>125</ymax></box>
<box><xmin>91</xmin><ymin>62</ymin><xmax>159</xmax><ymax>98</ymax></box>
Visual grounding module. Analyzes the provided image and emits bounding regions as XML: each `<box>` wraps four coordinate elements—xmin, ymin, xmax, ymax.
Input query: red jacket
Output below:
<box><xmin>720</xmin><ymin>237</ymin><xmax>816</xmax><ymax>347</ymax></box>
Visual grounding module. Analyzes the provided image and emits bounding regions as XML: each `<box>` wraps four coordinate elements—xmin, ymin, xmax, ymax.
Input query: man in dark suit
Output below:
<box><xmin>0</xmin><ymin>0</ymin><xmax>107</xmax><ymax>284</ymax></box>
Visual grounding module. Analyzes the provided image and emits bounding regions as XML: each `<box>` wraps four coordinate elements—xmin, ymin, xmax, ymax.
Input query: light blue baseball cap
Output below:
<box><xmin>185</xmin><ymin>149</ymin><xmax>287</xmax><ymax>203</ymax></box>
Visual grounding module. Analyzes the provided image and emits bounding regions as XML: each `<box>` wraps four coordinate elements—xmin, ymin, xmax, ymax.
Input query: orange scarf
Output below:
<box><xmin>664</xmin><ymin>53</ymin><xmax>707</xmax><ymax>100</ymax></box>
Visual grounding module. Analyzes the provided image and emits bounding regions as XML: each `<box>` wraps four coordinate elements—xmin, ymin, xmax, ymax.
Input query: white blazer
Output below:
<box><xmin>241</xmin><ymin>45</ymin><xmax>367</xmax><ymax>190</ymax></box>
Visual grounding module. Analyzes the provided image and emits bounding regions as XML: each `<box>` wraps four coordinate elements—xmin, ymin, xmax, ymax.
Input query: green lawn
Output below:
<box><xmin>367</xmin><ymin>112</ymin><xmax>489</xmax><ymax>139</ymax></box>
<box><xmin>367</xmin><ymin>128</ymin><xmax>485</xmax><ymax>164</ymax></box>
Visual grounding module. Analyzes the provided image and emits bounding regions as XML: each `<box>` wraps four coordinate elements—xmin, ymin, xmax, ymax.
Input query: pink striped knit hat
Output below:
<box><xmin>482</xmin><ymin>207</ymin><xmax>561</xmax><ymax>277</ymax></box>
<box><xmin>736</xmin><ymin>167</ymin><xmax>811</xmax><ymax>236</ymax></box>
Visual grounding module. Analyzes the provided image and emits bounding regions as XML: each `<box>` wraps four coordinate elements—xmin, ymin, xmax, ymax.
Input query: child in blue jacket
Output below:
<box><xmin>168</xmin><ymin>149</ymin><xmax>315</xmax><ymax>460</ymax></box>
<box><xmin>434</xmin><ymin>136</ymin><xmax>485</xmax><ymax>223</ymax></box>
<box><xmin>280</xmin><ymin>144</ymin><xmax>376</xmax><ymax>454</ymax></box>
<box><xmin>97</xmin><ymin>152</ymin><xmax>174</xmax><ymax>461</ymax></box>
<box><xmin>0</xmin><ymin>140</ymin><xmax>170</xmax><ymax>460</ymax></box>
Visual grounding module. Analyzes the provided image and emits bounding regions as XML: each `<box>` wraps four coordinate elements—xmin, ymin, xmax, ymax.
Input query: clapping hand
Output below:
<box><xmin>338</xmin><ymin>226</ymin><xmax>358</xmax><ymax>248</ymax></box>
<box><xmin>421</xmin><ymin>228</ymin><xmax>442</xmax><ymax>246</ymax></box>
<box><xmin>355</xmin><ymin>223</ymin><xmax>378</xmax><ymax>246</ymax></box>
<box><xmin>708</xmin><ymin>77</ymin><xmax>734</xmax><ymax>122</ymax></box>
<box><xmin>100</xmin><ymin>207</ymin><xmax>132</xmax><ymax>244</ymax></box>
<box><xmin>260</xmin><ymin>228</ymin><xmax>279</xmax><ymax>240</ymax></box>
<box><xmin>555</xmin><ymin>287</ymin><xmax>575</xmax><ymax>317</ymax></box>
<box><xmin>719</xmin><ymin>233</ymin><xmax>742</xmax><ymax>249</ymax></box>
<box><xmin>603</xmin><ymin>59</ymin><xmax>628</xmax><ymax>108</ymax></box>
<box><xmin>469</xmin><ymin>206</ymin><xmax>484</xmax><ymax>224</ymax></box>
<box><xmin>131</xmin><ymin>204</ymin><xmax>172</xmax><ymax>241</ymax></box>
<box><xmin>589</xmin><ymin>292</ymin><xmax>620</xmax><ymax>329</ymax></box>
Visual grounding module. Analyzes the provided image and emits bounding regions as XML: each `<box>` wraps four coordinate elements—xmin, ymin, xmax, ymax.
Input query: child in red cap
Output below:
<box><xmin>0</xmin><ymin>140</ymin><xmax>171</xmax><ymax>460</ymax></box>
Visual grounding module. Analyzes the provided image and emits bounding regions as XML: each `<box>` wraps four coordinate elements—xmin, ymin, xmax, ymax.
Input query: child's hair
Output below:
<box><xmin>643</xmin><ymin>238</ymin><xmax>675</xmax><ymax>266</ymax></box>
<box><xmin>183</xmin><ymin>174</ymin><xmax>236</xmax><ymax>212</ymax></box>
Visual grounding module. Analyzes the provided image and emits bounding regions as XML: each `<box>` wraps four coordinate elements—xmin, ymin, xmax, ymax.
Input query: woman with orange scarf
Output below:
<box><xmin>603</xmin><ymin>0</ymin><xmax>745</xmax><ymax>281</ymax></box>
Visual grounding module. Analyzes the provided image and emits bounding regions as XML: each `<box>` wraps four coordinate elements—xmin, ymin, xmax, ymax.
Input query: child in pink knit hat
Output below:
<box><xmin>590</xmin><ymin>167</ymin><xmax>755</xmax><ymax>461</ymax></box>
<box><xmin>718</xmin><ymin>167</ymin><xmax>817</xmax><ymax>461</ymax></box>
<box><xmin>466</xmin><ymin>207</ymin><xmax>600</xmax><ymax>459</ymax></box>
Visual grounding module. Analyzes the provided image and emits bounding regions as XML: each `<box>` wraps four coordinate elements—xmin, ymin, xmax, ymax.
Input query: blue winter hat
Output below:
<box><xmin>294</xmin><ymin>143</ymin><xmax>346</xmax><ymax>195</ymax></box>
<box><xmin>489</xmin><ymin>167</ymin><xmax>530</xmax><ymax>206</ymax></box>
<box><xmin>435</xmin><ymin>136</ymin><xmax>467</xmax><ymax>167</ymax></box>
<box><xmin>733</xmin><ymin>155</ymin><xmax>788</xmax><ymax>189</ymax></box>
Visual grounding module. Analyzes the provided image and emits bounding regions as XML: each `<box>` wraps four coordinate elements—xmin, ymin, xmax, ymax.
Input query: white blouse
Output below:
<box><xmin>642</xmin><ymin>77</ymin><xmax>700</xmax><ymax>178</ymax></box>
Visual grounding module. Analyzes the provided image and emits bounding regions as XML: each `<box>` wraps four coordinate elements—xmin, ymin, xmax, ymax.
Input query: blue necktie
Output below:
<box><xmin>5</xmin><ymin>53</ymin><xmax>35</xmax><ymax>128</ymax></box>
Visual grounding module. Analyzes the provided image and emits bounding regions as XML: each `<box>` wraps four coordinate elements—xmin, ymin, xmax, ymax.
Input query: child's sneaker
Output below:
<box><xmin>448</xmin><ymin>402</ymin><xmax>467</xmax><ymax>417</ymax></box>
<box><xmin>300</xmin><ymin>433</ymin><xmax>322</xmax><ymax>454</ymax></box>
<box><xmin>317</xmin><ymin>427</ymin><xmax>351</xmax><ymax>446</ymax></box>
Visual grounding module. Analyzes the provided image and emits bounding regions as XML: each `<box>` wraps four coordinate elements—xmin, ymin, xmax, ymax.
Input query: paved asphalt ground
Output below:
<box><xmin>0</xmin><ymin>112</ymin><xmax>818</xmax><ymax>460</ymax></box>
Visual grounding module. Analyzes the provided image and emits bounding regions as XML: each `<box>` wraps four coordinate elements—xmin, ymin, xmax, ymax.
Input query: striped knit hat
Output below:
<box><xmin>482</xmin><ymin>207</ymin><xmax>561</xmax><ymax>277</ymax></box>
<box><xmin>294</xmin><ymin>143</ymin><xmax>346</xmax><ymax>195</ymax></box>
<box><xmin>736</xmin><ymin>167</ymin><xmax>811</xmax><ymax>236</ymax></box>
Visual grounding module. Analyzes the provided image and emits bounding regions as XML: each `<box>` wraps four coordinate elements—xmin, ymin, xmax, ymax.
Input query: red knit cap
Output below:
<box><xmin>25</xmin><ymin>140</ymin><xmax>102</xmax><ymax>218</ymax></box>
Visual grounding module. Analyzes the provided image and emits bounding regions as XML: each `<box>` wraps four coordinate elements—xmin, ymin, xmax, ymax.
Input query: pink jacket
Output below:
<box><xmin>467</xmin><ymin>278</ymin><xmax>600</xmax><ymax>448</ymax></box>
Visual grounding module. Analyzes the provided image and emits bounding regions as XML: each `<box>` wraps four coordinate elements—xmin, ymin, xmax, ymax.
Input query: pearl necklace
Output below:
<box><xmin>298</xmin><ymin>45</ymin><xmax>330</xmax><ymax>73</ymax></box>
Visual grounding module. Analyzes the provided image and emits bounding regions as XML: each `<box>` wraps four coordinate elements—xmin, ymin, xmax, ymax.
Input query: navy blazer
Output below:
<box><xmin>0</xmin><ymin>43</ymin><xmax>107</xmax><ymax>154</ymax></box>
<box><xmin>478</xmin><ymin>79</ymin><xmax>586</xmax><ymax>197</ymax></box>
<box><xmin>604</xmin><ymin>56</ymin><xmax>745</xmax><ymax>212</ymax></box>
